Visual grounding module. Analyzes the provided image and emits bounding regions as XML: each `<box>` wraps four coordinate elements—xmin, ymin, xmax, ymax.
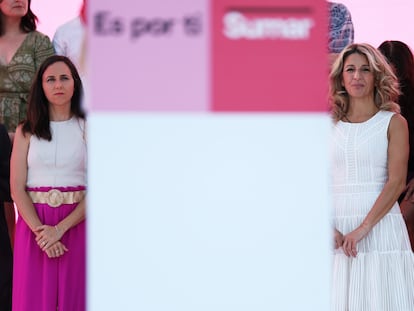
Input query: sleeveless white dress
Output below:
<box><xmin>331</xmin><ymin>110</ymin><xmax>414</xmax><ymax>311</ymax></box>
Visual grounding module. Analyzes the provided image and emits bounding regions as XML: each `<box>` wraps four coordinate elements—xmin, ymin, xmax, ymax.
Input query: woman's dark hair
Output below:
<box><xmin>378</xmin><ymin>40</ymin><xmax>414</xmax><ymax>173</ymax></box>
<box><xmin>0</xmin><ymin>0</ymin><xmax>37</xmax><ymax>35</ymax></box>
<box><xmin>378</xmin><ymin>41</ymin><xmax>414</xmax><ymax>112</ymax></box>
<box><xmin>22</xmin><ymin>55</ymin><xmax>85</xmax><ymax>140</ymax></box>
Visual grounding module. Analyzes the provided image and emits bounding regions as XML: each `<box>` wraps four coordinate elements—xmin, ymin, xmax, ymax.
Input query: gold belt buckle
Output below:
<box><xmin>46</xmin><ymin>189</ymin><xmax>64</xmax><ymax>207</ymax></box>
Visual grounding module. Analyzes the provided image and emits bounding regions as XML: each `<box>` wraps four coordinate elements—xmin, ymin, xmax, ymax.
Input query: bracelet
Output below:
<box><xmin>55</xmin><ymin>225</ymin><xmax>60</xmax><ymax>235</ymax></box>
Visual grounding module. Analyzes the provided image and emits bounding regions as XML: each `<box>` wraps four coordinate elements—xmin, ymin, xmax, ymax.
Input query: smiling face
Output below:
<box><xmin>0</xmin><ymin>0</ymin><xmax>28</xmax><ymax>17</ymax></box>
<box><xmin>42</xmin><ymin>61</ymin><xmax>75</xmax><ymax>109</ymax></box>
<box><xmin>341</xmin><ymin>52</ymin><xmax>375</xmax><ymax>101</ymax></box>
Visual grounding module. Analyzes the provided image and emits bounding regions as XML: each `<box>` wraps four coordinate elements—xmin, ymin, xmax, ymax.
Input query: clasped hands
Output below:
<box><xmin>35</xmin><ymin>225</ymin><xmax>68</xmax><ymax>258</ymax></box>
<box><xmin>334</xmin><ymin>224</ymin><xmax>370</xmax><ymax>257</ymax></box>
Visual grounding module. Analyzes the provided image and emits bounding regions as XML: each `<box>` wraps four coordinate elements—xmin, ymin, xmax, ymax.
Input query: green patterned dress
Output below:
<box><xmin>0</xmin><ymin>31</ymin><xmax>55</xmax><ymax>132</ymax></box>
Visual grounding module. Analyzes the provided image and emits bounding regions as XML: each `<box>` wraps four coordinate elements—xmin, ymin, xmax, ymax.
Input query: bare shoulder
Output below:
<box><xmin>13</xmin><ymin>124</ymin><xmax>31</xmax><ymax>146</ymax></box>
<box><xmin>390</xmin><ymin>113</ymin><xmax>408</xmax><ymax>129</ymax></box>
<box><xmin>388</xmin><ymin>113</ymin><xmax>408</xmax><ymax>139</ymax></box>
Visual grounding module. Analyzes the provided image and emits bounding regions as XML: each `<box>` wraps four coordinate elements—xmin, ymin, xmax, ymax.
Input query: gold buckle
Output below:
<box><xmin>46</xmin><ymin>189</ymin><xmax>64</xmax><ymax>207</ymax></box>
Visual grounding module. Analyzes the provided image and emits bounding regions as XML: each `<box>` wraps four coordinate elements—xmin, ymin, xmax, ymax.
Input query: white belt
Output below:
<box><xmin>27</xmin><ymin>189</ymin><xmax>86</xmax><ymax>208</ymax></box>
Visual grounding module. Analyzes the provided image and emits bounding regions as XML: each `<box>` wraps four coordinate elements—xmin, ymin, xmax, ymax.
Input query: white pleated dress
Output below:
<box><xmin>331</xmin><ymin>110</ymin><xmax>414</xmax><ymax>311</ymax></box>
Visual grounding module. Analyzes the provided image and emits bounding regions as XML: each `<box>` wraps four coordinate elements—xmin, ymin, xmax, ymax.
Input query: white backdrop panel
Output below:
<box><xmin>88</xmin><ymin>113</ymin><xmax>331</xmax><ymax>311</ymax></box>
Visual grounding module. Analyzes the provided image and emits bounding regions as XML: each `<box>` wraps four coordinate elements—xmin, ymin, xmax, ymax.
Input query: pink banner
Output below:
<box><xmin>89</xmin><ymin>0</ymin><xmax>209</xmax><ymax>111</ymax></box>
<box><xmin>212</xmin><ymin>0</ymin><xmax>328</xmax><ymax>111</ymax></box>
<box><xmin>89</xmin><ymin>0</ymin><xmax>327</xmax><ymax>112</ymax></box>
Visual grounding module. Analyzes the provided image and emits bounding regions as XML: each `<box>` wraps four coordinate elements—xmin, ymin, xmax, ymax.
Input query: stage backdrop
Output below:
<box><xmin>32</xmin><ymin>0</ymin><xmax>83</xmax><ymax>39</ymax></box>
<box><xmin>33</xmin><ymin>1</ymin><xmax>414</xmax><ymax>51</ymax></box>
<box><xmin>339</xmin><ymin>0</ymin><xmax>414</xmax><ymax>49</ymax></box>
<box><xmin>88</xmin><ymin>1</ymin><xmax>331</xmax><ymax>310</ymax></box>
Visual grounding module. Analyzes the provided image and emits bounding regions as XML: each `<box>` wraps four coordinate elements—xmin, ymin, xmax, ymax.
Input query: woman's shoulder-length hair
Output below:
<box><xmin>22</xmin><ymin>55</ymin><xmax>85</xmax><ymax>140</ymax></box>
<box><xmin>0</xmin><ymin>0</ymin><xmax>37</xmax><ymax>35</ymax></box>
<box><xmin>329</xmin><ymin>43</ymin><xmax>400</xmax><ymax>122</ymax></box>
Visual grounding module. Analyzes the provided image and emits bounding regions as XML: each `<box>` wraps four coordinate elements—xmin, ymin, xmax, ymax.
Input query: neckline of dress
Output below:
<box><xmin>0</xmin><ymin>32</ymin><xmax>31</xmax><ymax>67</ymax></box>
<box><xmin>50</xmin><ymin>116</ymin><xmax>74</xmax><ymax>124</ymax></box>
<box><xmin>339</xmin><ymin>110</ymin><xmax>382</xmax><ymax>125</ymax></box>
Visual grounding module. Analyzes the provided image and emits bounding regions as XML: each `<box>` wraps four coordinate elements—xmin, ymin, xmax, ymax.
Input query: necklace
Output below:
<box><xmin>343</xmin><ymin>115</ymin><xmax>352</xmax><ymax>123</ymax></box>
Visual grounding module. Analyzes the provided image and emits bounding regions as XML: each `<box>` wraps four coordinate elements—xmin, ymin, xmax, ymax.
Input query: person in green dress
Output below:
<box><xmin>0</xmin><ymin>4</ymin><xmax>54</xmax><ymax>305</ymax></box>
<box><xmin>0</xmin><ymin>0</ymin><xmax>55</xmax><ymax>135</ymax></box>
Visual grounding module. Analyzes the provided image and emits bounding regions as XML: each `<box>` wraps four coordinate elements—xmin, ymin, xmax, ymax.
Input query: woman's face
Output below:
<box><xmin>0</xmin><ymin>0</ymin><xmax>28</xmax><ymax>17</ymax></box>
<box><xmin>341</xmin><ymin>53</ymin><xmax>375</xmax><ymax>101</ymax></box>
<box><xmin>42</xmin><ymin>61</ymin><xmax>75</xmax><ymax>109</ymax></box>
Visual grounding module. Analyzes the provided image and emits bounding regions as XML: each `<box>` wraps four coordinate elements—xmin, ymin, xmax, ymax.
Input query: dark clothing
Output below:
<box><xmin>0</xmin><ymin>124</ymin><xmax>12</xmax><ymax>311</ymax></box>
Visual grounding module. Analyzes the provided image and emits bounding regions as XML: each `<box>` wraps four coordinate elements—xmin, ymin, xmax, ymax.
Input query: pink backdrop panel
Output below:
<box><xmin>32</xmin><ymin>0</ymin><xmax>83</xmax><ymax>39</ymax></box>
<box><xmin>88</xmin><ymin>0</ymin><xmax>209</xmax><ymax>111</ymax></box>
<box><xmin>339</xmin><ymin>0</ymin><xmax>414</xmax><ymax>50</ymax></box>
<box><xmin>212</xmin><ymin>0</ymin><xmax>328</xmax><ymax>112</ymax></box>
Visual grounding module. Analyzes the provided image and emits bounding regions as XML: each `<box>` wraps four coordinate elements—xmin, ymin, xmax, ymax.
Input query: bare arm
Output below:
<box><xmin>10</xmin><ymin>125</ymin><xmax>43</xmax><ymax>232</ymax></box>
<box><xmin>363</xmin><ymin>114</ymin><xmax>408</xmax><ymax>225</ymax></box>
<box><xmin>56</xmin><ymin>199</ymin><xmax>85</xmax><ymax>234</ymax></box>
<box><xmin>11</xmin><ymin>126</ymin><xmax>73</xmax><ymax>257</ymax></box>
<box><xmin>342</xmin><ymin>114</ymin><xmax>409</xmax><ymax>257</ymax></box>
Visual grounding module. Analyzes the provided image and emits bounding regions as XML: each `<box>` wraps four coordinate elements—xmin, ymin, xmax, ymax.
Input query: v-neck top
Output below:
<box><xmin>0</xmin><ymin>31</ymin><xmax>54</xmax><ymax>132</ymax></box>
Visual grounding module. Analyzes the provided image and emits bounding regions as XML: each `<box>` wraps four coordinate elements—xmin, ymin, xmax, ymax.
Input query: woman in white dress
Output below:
<box><xmin>330</xmin><ymin>43</ymin><xmax>414</xmax><ymax>310</ymax></box>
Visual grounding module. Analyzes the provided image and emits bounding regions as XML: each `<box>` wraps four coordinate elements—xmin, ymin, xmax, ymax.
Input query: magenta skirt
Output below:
<box><xmin>12</xmin><ymin>186</ymin><xmax>86</xmax><ymax>311</ymax></box>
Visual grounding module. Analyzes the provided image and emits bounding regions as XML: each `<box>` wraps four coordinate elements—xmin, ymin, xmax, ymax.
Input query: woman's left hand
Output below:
<box><xmin>45</xmin><ymin>241</ymin><xmax>68</xmax><ymax>258</ymax></box>
<box><xmin>342</xmin><ymin>224</ymin><xmax>370</xmax><ymax>257</ymax></box>
<box><xmin>35</xmin><ymin>225</ymin><xmax>63</xmax><ymax>251</ymax></box>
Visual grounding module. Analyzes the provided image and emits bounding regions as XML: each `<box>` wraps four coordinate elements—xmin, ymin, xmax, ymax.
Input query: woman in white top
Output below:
<box><xmin>10</xmin><ymin>55</ymin><xmax>86</xmax><ymax>311</ymax></box>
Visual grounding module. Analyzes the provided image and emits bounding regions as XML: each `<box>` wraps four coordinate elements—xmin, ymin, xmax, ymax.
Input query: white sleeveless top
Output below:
<box><xmin>27</xmin><ymin>117</ymin><xmax>87</xmax><ymax>187</ymax></box>
<box><xmin>332</xmin><ymin>110</ymin><xmax>394</xmax><ymax>190</ymax></box>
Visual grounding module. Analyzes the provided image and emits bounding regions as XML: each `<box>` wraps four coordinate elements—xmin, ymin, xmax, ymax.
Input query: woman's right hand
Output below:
<box><xmin>342</xmin><ymin>223</ymin><xmax>370</xmax><ymax>257</ymax></box>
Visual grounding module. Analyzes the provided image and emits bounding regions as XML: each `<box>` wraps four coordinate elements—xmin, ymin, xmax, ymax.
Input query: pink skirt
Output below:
<box><xmin>12</xmin><ymin>186</ymin><xmax>86</xmax><ymax>311</ymax></box>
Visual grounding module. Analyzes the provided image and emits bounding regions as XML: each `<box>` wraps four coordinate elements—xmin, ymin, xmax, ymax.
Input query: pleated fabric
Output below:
<box><xmin>331</xmin><ymin>110</ymin><xmax>414</xmax><ymax>311</ymax></box>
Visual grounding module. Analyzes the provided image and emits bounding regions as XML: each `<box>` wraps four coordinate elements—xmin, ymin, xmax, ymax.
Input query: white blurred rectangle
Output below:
<box><xmin>88</xmin><ymin>113</ymin><xmax>331</xmax><ymax>311</ymax></box>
